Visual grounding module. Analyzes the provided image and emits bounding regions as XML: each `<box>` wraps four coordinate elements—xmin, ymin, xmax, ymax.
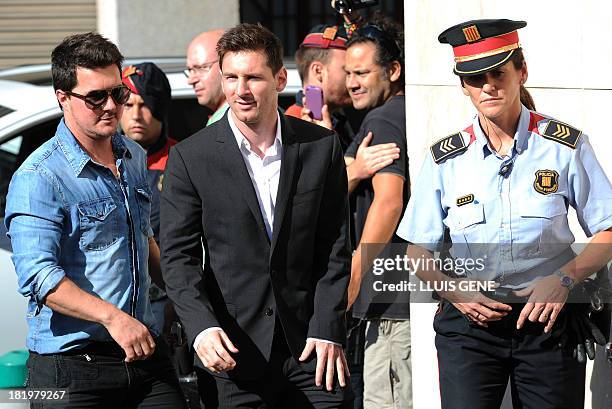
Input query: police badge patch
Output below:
<box><xmin>533</xmin><ymin>170</ymin><xmax>559</xmax><ymax>194</ymax></box>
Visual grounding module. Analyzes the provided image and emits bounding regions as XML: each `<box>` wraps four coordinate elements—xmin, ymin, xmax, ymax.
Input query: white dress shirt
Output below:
<box><xmin>194</xmin><ymin>111</ymin><xmax>340</xmax><ymax>350</ymax></box>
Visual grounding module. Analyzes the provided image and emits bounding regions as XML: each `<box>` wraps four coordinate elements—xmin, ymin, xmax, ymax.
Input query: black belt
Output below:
<box><xmin>61</xmin><ymin>341</ymin><xmax>126</xmax><ymax>357</ymax></box>
<box><xmin>481</xmin><ymin>287</ymin><xmax>528</xmax><ymax>304</ymax></box>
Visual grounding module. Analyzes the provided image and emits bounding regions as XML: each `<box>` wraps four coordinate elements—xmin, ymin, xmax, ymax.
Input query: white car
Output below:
<box><xmin>0</xmin><ymin>66</ymin><xmax>301</xmax><ymax>354</ymax></box>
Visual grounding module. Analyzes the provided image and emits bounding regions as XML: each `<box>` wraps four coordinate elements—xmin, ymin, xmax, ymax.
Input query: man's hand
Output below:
<box><xmin>445</xmin><ymin>284</ymin><xmax>512</xmax><ymax>328</ymax></box>
<box><xmin>195</xmin><ymin>329</ymin><xmax>239</xmax><ymax>373</ymax></box>
<box><xmin>514</xmin><ymin>274</ymin><xmax>570</xmax><ymax>333</ymax></box>
<box><xmin>104</xmin><ymin>309</ymin><xmax>156</xmax><ymax>362</ymax></box>
<box><xmin>299</xmin><ymin>339</ymin><xmax>349</xmax><ymax>391</ymax></box>
<box><xmin>349</xmin><ymin>132</ymin><xmax>400</xmax><ymax>180</ymax></box>
<box><xmin>301</xmin><ymin>103</ymin><xmax>333</xmax><ymax>130</ymax></box>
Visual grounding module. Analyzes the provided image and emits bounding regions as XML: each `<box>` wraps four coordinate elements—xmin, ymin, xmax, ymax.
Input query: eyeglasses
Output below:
<box><xmin>183</xmin><ymin>60</ymin><xmax>219</xmax><ymax>78</ymax></box>
<box><xmin>64</xmin><ymin>86</ymin><xmax>131</xmax><ymax>110</ymax></box>
<box><xmin>354</xmin><ymin>25</ymin><xmax>402</xmax><ymax>59</ymax></box>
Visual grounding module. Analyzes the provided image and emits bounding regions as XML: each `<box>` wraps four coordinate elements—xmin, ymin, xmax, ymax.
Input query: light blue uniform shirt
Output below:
<box><xmin>5</xmin><ymin>119</ymin><xmax>158</xmax><ymax>353</ymax></box>
<box><xmin>397</xmin><ymin>105</ymin><xmax>612</xmax><ymax>288</ymax></box>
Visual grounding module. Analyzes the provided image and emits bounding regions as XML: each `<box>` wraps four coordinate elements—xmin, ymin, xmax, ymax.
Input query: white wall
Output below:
<box><xmin>405</xmin><ymin>1</ymin><xmax>612</xmax><ymax>408</ymax></box>
<box><xmin>97</xmin><ymin>0</ymin><xmax>240</xmax><ymax>57</ymax></box>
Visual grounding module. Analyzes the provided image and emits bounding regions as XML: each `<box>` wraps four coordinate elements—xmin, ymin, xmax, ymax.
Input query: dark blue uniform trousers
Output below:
<box><xmin>434</xmin><ymin>302</ymin><xmax>585</xmax><ymax>409</ymax></box>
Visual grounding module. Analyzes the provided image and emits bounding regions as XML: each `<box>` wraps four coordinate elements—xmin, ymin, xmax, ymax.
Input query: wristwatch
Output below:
<box><xmin>555</xmin><ymin>271</ymin><xmax>575</xmax><ymax>290</ymax></box>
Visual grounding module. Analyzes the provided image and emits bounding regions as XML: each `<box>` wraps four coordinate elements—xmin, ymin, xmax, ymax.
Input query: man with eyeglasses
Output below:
<box><xmin>185</xmin><ymin>29</ymin><xmax>229</xmax><ymax>127</ymax></box>
<box><xmin>343</xmin><ymin>17</ymin><xmax>411</xmax><ymax>409</ymax></box>
<box><xmin>4</xmin><ymin>32</ymin><xmax>186</xmax><ymax>408</ymax></box>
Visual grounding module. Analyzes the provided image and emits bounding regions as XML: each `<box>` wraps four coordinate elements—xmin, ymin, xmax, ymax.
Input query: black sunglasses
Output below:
<box><xmin>64</xmin><ymin>86</ymin><xmax>131</xmax><ymax>110</ymax></box>
<box><xmin>354</xmin><ymin>25</ymin><xmax>402</xmax><ymax>59</ymax></box>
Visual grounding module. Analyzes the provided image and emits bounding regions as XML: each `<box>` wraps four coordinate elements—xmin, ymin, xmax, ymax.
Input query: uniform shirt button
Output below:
<box><xmin>265</xmin><ymin>307</ymin><xmax>274</xmax><ymax>316</ymax></box>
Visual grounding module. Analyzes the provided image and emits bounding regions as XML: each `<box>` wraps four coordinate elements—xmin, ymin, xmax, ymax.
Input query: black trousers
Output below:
<box><xmin>434</xmin><ymin>302</ymin><xmax>586</xmax><ymax>409</ymax></box>
<box><xmin>345</xmin><ymin>316</ymin><xmax>365</xmax><ymax>409</ymax></box>
<box><xmin>27</xmin><ymin>339</ymin><xmax>187</xmax><ymax>409</ymax></box>
<box><xmin>196</xmin><ymin>327</ymin><xmax>354</xmax><ymax>409</ymax></box>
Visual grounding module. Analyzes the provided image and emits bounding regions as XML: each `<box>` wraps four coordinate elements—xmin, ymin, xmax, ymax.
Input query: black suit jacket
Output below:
<box><xmin>160</xmin><ymin>112</ymin><xmax>351</xmax><ymax>379</ymax></box>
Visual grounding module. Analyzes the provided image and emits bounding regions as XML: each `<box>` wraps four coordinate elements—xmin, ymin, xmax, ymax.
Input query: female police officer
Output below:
<box><xmin>396</xmin><ymin>19</ymin><xmax>612</xmax><ymax>409</ymax></box>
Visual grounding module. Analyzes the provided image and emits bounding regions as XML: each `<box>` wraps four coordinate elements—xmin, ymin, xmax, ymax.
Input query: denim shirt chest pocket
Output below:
<box><xmin>134</xmin><ymin>185</ymin><xmax>152</xmax><ymax>235</ymax></box>
<box><xmin>77</xmin><ymin>197</ymin><xmax>119</xmax><ymax>251</ymax></box>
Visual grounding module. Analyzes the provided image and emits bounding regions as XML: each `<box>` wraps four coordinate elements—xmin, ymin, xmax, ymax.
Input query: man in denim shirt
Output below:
<box><xmin>4</xmin><ymin>32</ymin><xmax>186</xmax><ymax>408</ymax></box>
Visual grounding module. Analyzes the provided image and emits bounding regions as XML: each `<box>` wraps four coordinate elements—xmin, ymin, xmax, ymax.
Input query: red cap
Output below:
<box><xmin>121</xmin><ymin>65</ymin><xmax>142</xmax><ymax>94</ymax></box>
<box><xmin>300</xmin><ymin>26</ymin><xmax>348</xmax><ymax>50</ymax></box>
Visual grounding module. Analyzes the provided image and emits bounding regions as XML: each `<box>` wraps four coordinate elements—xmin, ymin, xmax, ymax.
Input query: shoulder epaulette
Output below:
<box><xmin>540</xmin><ymin>119</ymin><xmax>582</xmax><ymax>149</ymax></box>
<box><xmin>430</xmin><ymin>131</ymin><xmax>470</xmax><ymax>164</ymax></box>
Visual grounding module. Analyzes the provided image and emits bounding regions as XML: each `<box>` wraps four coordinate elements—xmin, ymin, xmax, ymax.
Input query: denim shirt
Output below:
<box><xmin>5</xmin><ymin>119</ymin><xmax>158</xmax><ymax>353</ymax></box>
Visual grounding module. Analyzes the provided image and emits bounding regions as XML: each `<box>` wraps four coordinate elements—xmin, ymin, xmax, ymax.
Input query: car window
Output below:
<box><xmin>0</xmin><ymin>105</ymin><xmax>15</xmax><ymax>118</ymax></box>
<box><xmin>0</xmin><ymin>137</ymin><xmax>22</xmax><ymax>221</ymax></box>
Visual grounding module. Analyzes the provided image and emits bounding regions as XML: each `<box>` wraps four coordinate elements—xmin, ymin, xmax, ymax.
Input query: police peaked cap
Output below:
<box><xmin>438</xmin><ymin>19</ymin><xmax>527</xmax><ymax>76</ymax></box>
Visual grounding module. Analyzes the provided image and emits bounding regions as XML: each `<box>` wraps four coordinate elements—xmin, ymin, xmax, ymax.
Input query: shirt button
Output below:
<box><xmin>265</xmin><ymin>307</ymin><xmax>274</xmax><ymax>316</ymax></box>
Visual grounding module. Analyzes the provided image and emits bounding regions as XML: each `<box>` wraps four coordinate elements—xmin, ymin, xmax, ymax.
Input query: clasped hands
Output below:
<box><xmin>196</xmin><ymin>329</ymin><xmax>349</xmax><ymax>391</ymax></box>
<box><xmin>447</xmin><ymin>274</ymin><xmax>570</xmax><ymax>332</ymax></box>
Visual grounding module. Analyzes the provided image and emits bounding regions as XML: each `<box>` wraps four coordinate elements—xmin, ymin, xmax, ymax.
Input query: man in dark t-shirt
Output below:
<box><xmin>343</xmin><ymin>20</ymin><xmax>412</xmax><ymax>409</ymax></box>
<box><xmin>289</xmin><ymin>24</ymin><xmax>403</xmax><ymax>409</ymax></box>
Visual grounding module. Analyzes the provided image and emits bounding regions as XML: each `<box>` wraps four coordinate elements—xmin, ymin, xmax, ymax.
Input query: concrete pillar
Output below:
<box><xmin>405</xmin><ymin>2</ymin><xmax>612</xmax><ymax>408</ymax></box>
<box><xmin>96</xmin><ymin>0</ymin><xmax>240</xmax><ymax>57</ymax></box>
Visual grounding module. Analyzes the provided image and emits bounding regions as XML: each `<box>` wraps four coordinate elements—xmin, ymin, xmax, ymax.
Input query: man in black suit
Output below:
<box><xmin>160</xmin><ymin>23</ymin><xmax>353</xmax><ymax>408</ymax></box>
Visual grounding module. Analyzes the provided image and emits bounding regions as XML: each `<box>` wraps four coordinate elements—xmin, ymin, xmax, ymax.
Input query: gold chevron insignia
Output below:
<box><xmin>463</xmin><ymin>25</ymin><xmax>481</xmax><ymax>43</ymax></box>
<box><xmin>552</xmin><ymin>124</ymin><xmax>570</xmax><ymax>139</ymax></box>
<box><xmin>542</xmin><ymin>120</ymin><xmax>582</xmax><ymax>149</ymax></box>
<box><xmin>430</xmin><ymin>132</ymin><xmax>468</xmax><ymax>164</ymax></box>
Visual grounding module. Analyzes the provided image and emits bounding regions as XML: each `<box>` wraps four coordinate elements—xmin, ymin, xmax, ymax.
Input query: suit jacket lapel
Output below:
<box><xmin>215</xmin><ymin>115</ymin><xmax>269</xmax><ymax>242</ymax></box>
<box><xmin>270</xmin><ymin>115</ymin><xmax>299</xmax><ymax>254</ymax></box>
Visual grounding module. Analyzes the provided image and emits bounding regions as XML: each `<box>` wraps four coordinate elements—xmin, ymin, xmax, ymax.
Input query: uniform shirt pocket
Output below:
<box><xmin>444</xmin><ymin>203</ymin><xmax>486</xmax><ymax>260</ymax></box>
<box><xmin>518</xmin><ymin>195</ymin><xmax>571</xmax><ymax>258</ymax></box>
<box><xmin>445</xmin><ymin>203</ymin><xmax>485</xmax><ymax>236</ymax></box>
<box><xmin>77</xmin><ymin>197</ymin><xmax>118</xmax><ymax>251</ymax></box>
<box><xmin>134</xmin><ymin>185</ymin><xmax>153</xmax><ymax>235</ymax></box>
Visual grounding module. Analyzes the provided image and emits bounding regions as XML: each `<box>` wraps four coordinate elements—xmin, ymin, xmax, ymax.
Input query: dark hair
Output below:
<box><xmin>216</xmin><ymin>23</ymin><xmax>283</xmax><ymax>74</ymax></box>
<box><xmin>346</xmin><ymin>13</ymin><xmax>405</xmax><ymax>86</ymax></box>
<box><xmin>51</xmin><ymin>32</ymin><xmax>123</xmax><ymax>91</ymax></box>
<box><xmin>295</xmin><ymin>47</ymin><xmax>332</xmax><ymax>82</ymax></box>
<box><xmin>511</xmin><ymin>49</ymin><xmax>536</xmax><ymax>111</ymax></box>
